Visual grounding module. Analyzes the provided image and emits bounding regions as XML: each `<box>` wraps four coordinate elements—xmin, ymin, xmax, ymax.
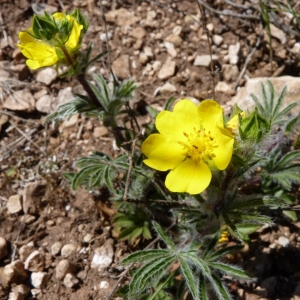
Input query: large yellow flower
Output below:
<box><xmin>18</xmin><ymin>13</ymin><xmax>83</xmax><ymax>70</ymax></box>
<box><xmin>142</xmin><ymin>99</ymin><xmax>234</xmax><ymax>194</ymax></box>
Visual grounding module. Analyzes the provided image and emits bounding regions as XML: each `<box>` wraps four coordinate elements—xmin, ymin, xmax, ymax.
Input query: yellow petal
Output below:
<box><xmin>212</xmin><ymin>132</ymin><xmax>234</xmax><ymax>170</ymax></box>
<box><xmin>19</xmin><ymin>41</ymin><xmax>58</xmax><ymax>69</ymax></box>
<box><xmin>142</xmin><ymin>133</ymin><xmax>184</xmax><ymax>171</ymax></box>
<box><xmin>66</xmin><ymin>19</ymin><xmax>83</xmax><ymax>49</ymax></box>
<box><xmin>52</xmin><ymin>12</ymin><xmax>65</xmax><ymax>20</ymax></box>
<box><xmin>198</xmin><ymin>100</ymin><xmax>224</xmax><ymax>131</ymax></box>
<box><xmin>156</xmin><ymin>99</ymin><xmax>200</xmax><ymax>139</ymax></box>
<box><xmin>165</xmin><ymin>159</ymin><xmax>212</xmax><ymax>194</ymax></box>
<box><xmin>18</xmin><ymin>31</ymin><xmax>36</xmax><ymax>44</ymax></box>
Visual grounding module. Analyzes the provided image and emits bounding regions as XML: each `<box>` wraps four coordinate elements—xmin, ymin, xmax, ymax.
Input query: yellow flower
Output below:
<box><xmin>18</xmin><ymin>13</ymin><xmax>83</xmax><ymax>70</ymax></box>
<box><xmin>142</xmin><ymin>99</ymin><xmax>234</xmax><ymax>194</ymax></box>
<box><xmin>18</xmin><ymin>30</ymin><xmax>58</xmax><ymax>69</ymax></box>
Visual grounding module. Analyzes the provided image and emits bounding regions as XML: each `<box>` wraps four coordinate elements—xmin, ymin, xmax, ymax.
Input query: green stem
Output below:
<box><xmin>61</xmin><ymin>46</ymin><xmax>126</xmax><ymax>145</ymax></box>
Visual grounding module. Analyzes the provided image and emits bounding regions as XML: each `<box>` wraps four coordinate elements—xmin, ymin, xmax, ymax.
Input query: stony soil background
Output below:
<box><xmin>1</xmin><ymin>0</ymin><xmax>300</xmax><ymax>299</ymax></box>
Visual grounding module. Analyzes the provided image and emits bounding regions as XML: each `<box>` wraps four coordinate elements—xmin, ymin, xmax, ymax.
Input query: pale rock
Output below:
<box><xmin>7</xmin><ymin>194</ymin><xmax>22</xmax><ymax>214</ymax></box>
<box><xmin>31</xmin><ymin>3</ymin><xmax>57</xmax><ymax>15</ymax></box>
<box><xmin>222</xmin><ymin>64</ymin><xmax>239</xmax><ymax>82</ymax></box>
<box><xmin>31</xmin><ymin>289</ymin><xmax>41</xmax><ymax>297</ymax></box>
<box><xmin>19</xmin><ymin>242</ymin><xmax>35</xmax><ymax>262</ymax></box>
<box><xmin>158</xmin><ymin>57</ymin><xmax>176</xmax><ymax>80</ymax></box>
<box><xmin>3</xmin><ymin>89</ymin><xmax>35</xmax><ymax>112</ymax></box>
<box><xmin>215</xmin><ymin>81</ymin><xmax>232</xmax><ymax>95</ymax></box>
<box><xmin>36</xmin><ymin>67</ymin><xmax>57</xmax><ymax>85</ymax></box>
<box><xmin>112</xmin><ymin>55</ymin><xmax>131</xmax><ymax>80</ymax></box>
<box><xmin>228</xmin><ymin>42</ymin><xmax>240</xmax><ymax>65</ymax></box>
<box><xmin>83</xmin><ymin>233</ymin><xmax>94</xmax><ymax>243</ymax></box>
<box><xmin>129</xmin><ymin>27</ymin><xmax>147</xmax><ymax>39</ymax></box>
<box><xmin>36</xmin><ymin>95</ymin><xmax>54</xmax><ymax>113</ymax></box>
<box><xmin>172</xmin><ymin>25</ymin><xmax>183</xmax><ymax>36</ymax></box>
<box><xmin>56</xmin><ymin>259</ymin><xmax>76</xmax><ymax>279</ymax></box>
<box><xmin>10</xmin><ymin>64</ymin><xmax>30</xmax><ymax>81</ymax></box>
<box><xmin>166</xmin><ymin>33</ymin><xmax>182</xmax><ymax>47</ymax></box>
<box><xmin>105</xmin><ymin>8</ymin><xmax>139</xmax><ymax>26</ymax></box>
<box><xmin>51</xmin><ymin>242</ymin><xmax>63</xmax><ymax>256</ymax></box>
<box><xmin>152</xmin><ymin>61</ymin><xmax>162</xmax><ymax>71</ymax></box>
<box><xmin>164</xmin><ymin>42</ymin><xmax>177</xmax><ymax>57</ymax></box>
<box><xmin>277</xmin><ymin>236</ymin><xmax>289</xmax><ymax>247</ymax></box>
<box><xmin>212</xmin><ymin>35</ymin><xmax>224</xmax><ymax>46</ymax></box>
<box><xmin>8</xmin><ymin>292</ymin><xmax>24</xmax><ymax>300</ymax></box>
<box><xmin>270</xmin><ymin>24</ymin><xmax>287</xmax><ymax>44</ymax></box>
<box><xmin>193</xmin><ymin>54</ymin><xmax>218</xmax><ymax>67</ymax></box>
<box><xmin>22</xmin><ymin>181</ymin><xmax>47</xmax><ymax>215</ymax></box>
<box><xmin>159</xmin><ymin>82</ymin><xmax>177</xmax><ymax>94</ymax></box>
<box><xmin>99</xmin><ymin>32</ymin><xmax>111</xmax><ymax>41</ymax></box>
<box><xmin>0</xmin><ymin>237</ymin><xmax>7</xmax><ymax>259</ymax></box>
<box><xmin>99</xmin><ymin>280</ymin><xmax>109</xmax><ymax>289</ymax></box>
<box><xmin>91</xmin><ymin>238</ymin><xmax>114</xmax><ymax>271</ymax></box>
<box><xmin>139</xmin><ymin>52</ymin><xmax>149</xmax><ymax>65</ymax></box>
<box><xmin>229</xmin><ymin>76</ymin><xmax>300</xmax><ymax>116</ymax></box>
<box><xmin>24</xmin><ymin>250</ymin><xmax>45</xmax><ymax>272</ymax></box>
<box><xmin>11</xmin><ymin>284</ymin><xmax>30</xmax><ymax>298</ymax></box>
<box><xmin>206</xmin><ymin>23</ymin><xmax>214</xmax><ymax>32</ymax></box>
<box><xmin>133</xmin><ymin>39</ymin><xmax>143</xmax><ymax>50</ymax></box>
<box><xmin>144</xmin><ymin>46</ymin><xmax>154</xmax><ymax>58</ymax></box>
<box><xmin>33</xmin><ymin>89</ymin><xmax>47</xmax><ymax>100</ymax></box>
<box><xmin>57</xmin><ymin>87</ymin><xmax>74</xmax><ymax>106</ymax></box>
<box><xmin>61</xmin><ymin>244</ymin><xmax>76</xmax><ymax>257</ymax></box>
<box><xmin>93</xmin><ymin>126</ymin><xmax>108</xmax><ymax>138</ymax></box>
<box><xmin>4</xmin><ymin>260</ymin><xmax>28</xmax><ymax>283</ymax></box>
<box><xmin>61</xmin><ymin>114</ymin><xmax>79</xmax><ymax>129</ymax></box>
<box><xmin>31</xmin><ymin>272</ymin><xmax>48</xmax><ymax>289</ymax></box>
<box><xmin>63</xmin><ymin>273</ymin><xmax>79</xmax><ymax>288</ymax></box>
<box><xmin>291</xmin><ymin>42</ymin><xmax>300</xmax><ymax>54</ymax></box>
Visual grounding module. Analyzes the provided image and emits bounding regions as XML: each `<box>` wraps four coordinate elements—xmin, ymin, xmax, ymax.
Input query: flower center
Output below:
<box><xmin>178</xmin><ymin>127</ymin><xmax>217</xmax><ymax>164</ymax></box>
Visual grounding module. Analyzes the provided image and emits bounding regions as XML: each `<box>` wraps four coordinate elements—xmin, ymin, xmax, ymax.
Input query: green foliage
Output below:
<box><xmin>122</xmin><ymin>222</ymin><xmax>250</xmax><ymax>300</ymax></box>
<box><xmin>114</xmin><ymin>209</ymin><xmax>152</xmax><ymax>244</ymax></box>
<box><xmin>250</xmin><ymin>81</ymin><xmax>297</xmax><ymax>126</ymax></box>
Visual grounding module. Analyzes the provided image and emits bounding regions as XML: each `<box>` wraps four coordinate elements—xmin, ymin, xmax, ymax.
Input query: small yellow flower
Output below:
<box><xmin>18</xmin><ymin>13</ymin><xmax>83</xmax><ymax>70</ymax></box>
<box><xmin>142</xmin><ymin>99</ymin><xmax>234</xmax><ymax>194</ymax></box>
<box><xmin>227</xmin><ymin>111</ymin><xmax>246</xmax><ymax>131</ymax></box>
<box><xmin>18</xmin><ymin>29</ymin><xmax>59</xmax><ymax>69</ymax></box>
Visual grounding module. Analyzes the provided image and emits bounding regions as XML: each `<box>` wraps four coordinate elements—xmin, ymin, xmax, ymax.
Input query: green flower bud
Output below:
<box><xmin>239</xmin><ymin>108</ymin><xmax>270</xmax><ymax>142</ymax></box>
<box><xmin>32</xmin><ymin>15</ymin><xmax>58</xmax><ymax>40</ymax></box>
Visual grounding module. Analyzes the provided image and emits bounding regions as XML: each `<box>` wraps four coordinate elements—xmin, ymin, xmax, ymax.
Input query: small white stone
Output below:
<box><xmin>193</xmin><ymin>54</ymin><xmax>218</xmax><ymax>67</ymax></box>
<box><xmin>61</xmin><ymin>244</ymin><xmax>76</xmax><ymax>257</ymax></box>
<box><xmin>63</xmin><ymin>273</ymin><xmax>79</xmax><ymax>288</ymax></box>
<box><xmin>91</xmin><ymin>239</ymin><xmax>114</xmax><ymax>271</ymax></box>
<box><xmin>158</xmin><ymin>57</ymin><xmax>176</xmax><ymax>80</ymax></box>
<box><xmin>31</xmin><ymin>272</ymin><xmax>48</xmax><ymax>289</ymax></box>
<box><xmin>215</xmin><ymin>81</ymin><xmax>232</xmax><ymax>95</ymax></box>
<box><xmin>277</xmin><ymin>236</ymin><xmax>289</xmax><ymax>247</ymax></box>
<box><xmin>144</xmin><ymin>46</ymin><xmax>154</xmax><ymax>58</ymax></box>
<box><xmin>51</xmin><ymin>242</ymin><xmax>63</xmax><ymax>256</ymax></box>
<box><xmin>83</xmin><ymin>234</ymin><xmax>94</xmax><ymax>243</ymax></box>
<box><xmin>36</xmin><ymin>67</ymin><xmax>57</xmax><ymax>85</ymax></box>
<box><xmin>7</xmin><ymin>194</ymin><xmax>22</xmax><ymax>214</ymax></box>
<box><xmin>212</xmin><ymin>35</ymin><xmax>224</xmax><ymax>46</ymax></box>
<box><xmin>99</xmin><ymin>280</ymin><xmax>109</xmax><ymax>289</ymax></box>
<box><xmin>56</xmin><ymin>259</ymin><xmax>76</xmax><ymax>279</ymax></box>
<box><xmin>159</xmin><ymin>82</ymin><xmax>177</xmax><ymax>94</ymax></box>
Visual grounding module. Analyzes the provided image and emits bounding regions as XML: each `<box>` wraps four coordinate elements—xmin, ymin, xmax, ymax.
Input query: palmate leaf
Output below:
<box><xmin>178</xmin><ymin>257</ymin><xmax>200</xmax><ymax>300</ymax></box>
<box><xmin>152</xmin><ymin>221</ymin><xmax>176</xmax><ymax>249</ymax></box>
<box><xmin>128</xmin><ymin>256</ymin><xmax>176</xmax><ymax>297</ymax></box>
<box><xmin>122</xmin><ymin>249</ymin><xmax>170</xmax><ymax>265</ymax></box>
<box><xmin>71</xmin><ymin>152</ymin><xmax>128</xmax><ymax>190</ymax></box>
<box><xmin>211</xmin><ymin>274</ymin><xmax>232</xmax><ymax>300</ymax></box>
<box><xmin>208</xmin><ymin>262</ymin><xmax>250</xmax><ymax>280</ymax></box>
<box><xmin>46</xmin><ymin>94</ymin><xmax>99</xmax><ymax>124</ymax></box>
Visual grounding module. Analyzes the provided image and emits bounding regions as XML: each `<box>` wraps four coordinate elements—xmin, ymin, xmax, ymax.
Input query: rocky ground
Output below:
<box><xmin>1</xmin><ymin>0</ymin><xmax>300</xmax><ymax>299</ymax></box>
